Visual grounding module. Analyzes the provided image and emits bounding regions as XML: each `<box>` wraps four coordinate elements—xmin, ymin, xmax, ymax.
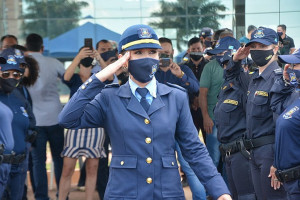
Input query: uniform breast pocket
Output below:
<box><xmin>219</xmin><ymin>102</ymin><xmax>239</xmax><ymax>126</ymax></box>
<box><xmin>161</xmin><ymin>156</ymin><xmax>184</xmax><ymax>198</ymax></box>
<box><xmin>252</xmin><ymin>95</ymin><xmax>269</xmax><ymax>118</ymax></box>
<box><xmin>108</xmin><ymin>155</ymin><xmax>137</xmax><ymax>198</ymax></box>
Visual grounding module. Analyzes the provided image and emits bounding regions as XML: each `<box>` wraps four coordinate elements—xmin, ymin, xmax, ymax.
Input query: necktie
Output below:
<box><xmin>136</xmin><ymin>88</ymin><xmax>150</xmax><ymax>112</ymax></box>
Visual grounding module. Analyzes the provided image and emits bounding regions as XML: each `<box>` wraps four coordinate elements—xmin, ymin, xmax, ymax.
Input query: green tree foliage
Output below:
<box><xmin>150</xmin><ymin>0</ymin><xmax>226</xmax><ymax>50</ymax></box>
<box><xmin>21</xmin><ymin>0</ymin><xmax>88</xmax><ymax>39</ymax></box>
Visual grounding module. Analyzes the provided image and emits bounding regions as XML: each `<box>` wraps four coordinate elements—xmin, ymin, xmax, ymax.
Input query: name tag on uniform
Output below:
<box><xmin>255</xmin><ymin>91</ymin><xmax>268</xmax><ymax>97</ymax></box>
<box><xmin>223</xmin><ymin>99</ymin><xmax>238</xmax><ymax>105</ymax></box>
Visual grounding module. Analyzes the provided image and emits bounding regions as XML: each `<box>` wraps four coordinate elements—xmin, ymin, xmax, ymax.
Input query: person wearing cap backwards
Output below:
<box><xmin>227</xmin><ymin>27</ymin><xmax>287</xmax><ymax>199</ymax></box>
<box><xmin>59</xmin><ymin>24</ymin><xmax>231</xmax><ymax>200</ymax></box>
<box><xmin>199</xmin><ymin>36</ymin><xmax>240</xmax><ymax>169</ymax></box>
<box><xmin>0</xmin><ymin>47</ymin><xmax>35</xmax><ymax>199</ymax></box>
<box><xmin>214</xmin><ymin>51</ymin><xmax>256</xmax><ymax>200</ymax></box>
<box><xmin>267</xmin><ymin>48</ymin><xmax>300</xmax><ymax>199</ymax></box>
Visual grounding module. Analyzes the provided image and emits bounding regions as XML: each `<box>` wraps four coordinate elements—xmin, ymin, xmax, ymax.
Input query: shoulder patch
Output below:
<box><xmin>166</xmin><ymin>82</ymin><xmax>186</xmax><ymax>92</ymax></box>
<box><xmin>104</xmin><ymin>83</ymin><xmax>119</xmax><ymax>89</ymax></box>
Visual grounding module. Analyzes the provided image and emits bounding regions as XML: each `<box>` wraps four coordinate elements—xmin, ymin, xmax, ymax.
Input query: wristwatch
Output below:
<box><xmin>178</xmin><ymin>71</ymin><xmax>185</xmax><ymax>79</ymax></box>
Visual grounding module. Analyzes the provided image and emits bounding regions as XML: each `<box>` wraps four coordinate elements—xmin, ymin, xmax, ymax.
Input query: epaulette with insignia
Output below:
<box><xmin>274</xmin><ymin>68</ymin><xmax>283</xmax><ymax>74</ymax></box>
<box><xmin>104</xmin><ymin>83</ymin><xmax>119</xmax><ymax>89</ymax></box>
<box><xmin>166</xmin><ymin>82</ymin><xmax>186</xmax><ymax>92</ymax></box>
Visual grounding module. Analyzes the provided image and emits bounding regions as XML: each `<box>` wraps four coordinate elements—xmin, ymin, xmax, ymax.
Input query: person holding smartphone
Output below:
<box><xmin>58</xmin><ymin>24</ymin><xmax>231</xmax><ymax>200</ymax></box>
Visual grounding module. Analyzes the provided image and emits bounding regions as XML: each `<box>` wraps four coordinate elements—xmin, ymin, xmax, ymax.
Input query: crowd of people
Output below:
<box><xmin>0</xmin><ymin>22</ymin><xmax>299</xmax><ymax>200</ymax></box>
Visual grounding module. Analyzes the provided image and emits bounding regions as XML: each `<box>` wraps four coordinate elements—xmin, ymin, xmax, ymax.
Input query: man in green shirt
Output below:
<box><xmin>199</xmin><ymin>36</ymin><xmax>240</xmax><ymax>167</ymax></box>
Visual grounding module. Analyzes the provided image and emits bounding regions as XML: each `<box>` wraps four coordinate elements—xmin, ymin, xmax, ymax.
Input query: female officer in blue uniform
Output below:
<box><xmin>59</xmin><ymin>24</ymin><xmax>231</xmax><ymax>200</ymax></box>
<box><xmin>227</xmin><ymin>27</ymin><xmax>287</xmax><ymax>199</ymax></box>
<box><xmin>268</xmin><ymin>48</ymin><xmax>300</xmax><ymax>199</ymax></box>
<box><xmin>0</xmin><ymin>56</ymin><xmax>14</xmax><ymax>198</ymax></box>
<box><xmin>214</xmin><ymin>51</ymin><xmax>256</xmax><ymax>200</ymax></box>
<box><xmin>0</xmin><ymin>48</ymin><xmax>34</xmax><ymax>200</ymax></box>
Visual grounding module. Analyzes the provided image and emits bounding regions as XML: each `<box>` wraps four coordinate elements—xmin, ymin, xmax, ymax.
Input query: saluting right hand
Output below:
<box><xmin>232</xmin><ymin>46</ymin><xmax>250</xmax><ymax>62</ymax></box>
<box><xmin>96</xmin><ymin>51</ymin><xmax>130</xmax><ymax>82</ymax></box>
<box><xmin>283</xmin><ymin>64</ymin><xmax>291</xmax><ymax>81</ymax></box>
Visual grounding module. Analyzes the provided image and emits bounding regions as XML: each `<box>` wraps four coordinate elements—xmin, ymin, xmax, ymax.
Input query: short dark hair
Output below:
<box><xmin>26</xmin><ymin>33</ymin><xmax>43</xmax><ymax>51</ymax></box>
<box><xmin>96</xmin><ymin>39</ymin><xmax>110</xmax><ymax>50</ymax></box>
<box><xmin>1</xmin><ymin>34</ymin><xmax>18</xmax><ymax>47</ymax></box>
<box><xmin>158</xmin><ymin>37</ymin><xmax>172</xmax><ymax>46</ymax></box>
<box><xmin>247</xmin><ymin>25</ymin><xmax>257</xmax><ymax>33</ymax></box>
<box><xmin>188</xmin><ymin>37</ymin><xmax>201</xmax><ymax>47</ymax></box>
<box><xmin>278</xmin><ymin>24</ymin><xmax>286</xmax><ymax>31</ymax></box>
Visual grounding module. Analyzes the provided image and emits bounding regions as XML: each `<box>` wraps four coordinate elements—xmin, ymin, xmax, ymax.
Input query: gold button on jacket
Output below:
<box><xmin>144</xmin><ymin>118</ymin><xmax>150</xmax><ymax>124</ymax></box>
<box><xmin>146</xmin><ymin>157</ymin><xmax>152</xmax><ymax>164</ymax></box>
<box><xmin>146</xmin><ymin>177</ymin><xmax>152</xmax><ymax>184</ymax></box>
<box><xmin>145</xmin><ymin>137</ymin><xmax>152</xmax><ymax>144</ymax></box>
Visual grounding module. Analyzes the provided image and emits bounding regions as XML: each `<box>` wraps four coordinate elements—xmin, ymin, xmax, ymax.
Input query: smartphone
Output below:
<box><xmin>84</xmin><ymin>38</ymin><xmax>93</xmax><ymax>50</ymax></box>
<box><xmin>160</xmin><ymin>58</ymin><xmax>171</xmax><ymax>67</ymax></box>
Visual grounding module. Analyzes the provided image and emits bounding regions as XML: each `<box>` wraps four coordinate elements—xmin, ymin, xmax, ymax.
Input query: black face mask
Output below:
<box><xmin>80</xmin><ymin>57</ymin><xmax>94</xmax><ymax>68</ymax></box>
<box><xmin>204</xmin><ymin>40</ymin><xmax>212</xmax><ymax>48</ymax></box>
<box><xmin>0</xmin><ymin>78</ymin><xmax>19</xmax><ymax>93</ymax></box>
<box><xmin>189</xmin><ymin>52</ymin><xmax>203</xmax><ymax>61</ymax></box>
<box><xmin>250</xmin><ymin>49</ymin><xmax>274</xmax><ymax>67</ymax></box>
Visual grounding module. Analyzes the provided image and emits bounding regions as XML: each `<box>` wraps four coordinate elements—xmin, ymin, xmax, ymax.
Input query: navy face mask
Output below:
<box><xmin>0</xmin><ymin>78</ymin><xmax>19</xmax><ymax>93</ymax></box>
<box><xmin>128</xmin><ymin>58</ymin><xmax>159</xmax><ymax>83</ymax></box>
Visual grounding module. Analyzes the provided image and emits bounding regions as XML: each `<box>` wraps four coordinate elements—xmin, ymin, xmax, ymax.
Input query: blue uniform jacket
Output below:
<box><xmin>59</xmin><ymin>74</ymin><xmax>229</xmax><ymax>200</ymax></box>
<box><xmin>0</xmin><ymin>102</ymin><xmax>14</xmax><ymax>153</ymax></box>
<box><xmin>225</xmin><ymin>60</ymin><xmax>282</xmax><ymax>139</ymax></box>
<box><xmin>214</xmin><ymin>63</ymin><xmax>248</xmax><ymax>143</ymax></box>
<box><xmin>274</xmin><ymin>98</ymin><xmax>300</xmax><ymax>170</ymax></box>
<box><xmin>0</xmin><ymin>90</ymin><xmax>31</xmax><ymax>154</ymax></box>
<box><xmin>155</xmin><ymin>65</ymin><xmax>200</xmax><ymax>94</ymax></box>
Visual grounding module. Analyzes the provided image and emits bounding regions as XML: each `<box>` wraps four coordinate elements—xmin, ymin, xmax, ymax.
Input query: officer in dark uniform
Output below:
<box><xmin>214</xmin><ymin>51</ymin><xmax>256</xmax><ymax>199</ymax></box>
<box><xmin>59</xmin><ymin>24</ymin><xmax>231</xmax><ymax>200</ymax></box>
<box><xmin>268</xmin><ymin>48</ymin><xmax>300</xmax><ymax>199</ymax></box>
<box><xmin>0</xmin><ymin>58</ymin><xmax>14</xmax><ymax>199</ymax></box>
<box><xmin>229</xmin><ymin>27</ymin><xmax>287</xmax><ymax>199</ymax></box>
<box><xmin>0</xmin><ymin>48</ymin><xmax>35</xmax><ymax>200</ymax></box>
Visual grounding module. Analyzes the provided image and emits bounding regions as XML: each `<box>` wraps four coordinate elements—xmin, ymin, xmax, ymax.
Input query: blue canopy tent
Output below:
<box><xmin>43</xmin><ymin>22</ymin><xmax>121</xmax><ymax>59</ymax></box>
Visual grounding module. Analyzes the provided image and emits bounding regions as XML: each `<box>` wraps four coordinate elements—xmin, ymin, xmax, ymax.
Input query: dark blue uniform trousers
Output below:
<box><xmin>250</xmin><ymin>144</ymin><xmax>287</xmax><ymax>200</ymax></box>
<box><xmin>225</xmin><ymin>152</ymin><xmax>256</xmax><ymax>200</ymax></box>
<box><xmin>0</xmin><ymin>164</ymin><xmax>11</xmax><ymax>199</ymax></box>
<box><xmin>283</xmin><ymin>180</ymin><xmax>300</xmax><ymax>200</ymax></box>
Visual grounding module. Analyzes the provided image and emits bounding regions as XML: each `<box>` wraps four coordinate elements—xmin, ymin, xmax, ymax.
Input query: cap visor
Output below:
<box><xmin>278</xmin><ymin>55</ymin><xmax>300</xmax><ymax>64</ymax></box>
<box><xmin>245</xmin><ymin>39</ymin><xmax>273</xmax><ymax>47</ymax></box>
<box><xmin>125</xmin><ymin>43</ymin><xmax>162</xmax><ymax>51</ymax></box>
<box><xmin>207</xmin><ymin>48</ymin><xmax>226</xmax><ymax>55</ymax></box>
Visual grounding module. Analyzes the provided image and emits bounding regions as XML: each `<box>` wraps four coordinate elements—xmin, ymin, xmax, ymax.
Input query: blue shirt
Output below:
<box><xmin>0</xmin><ymin>101</ymin><xmax>14</xmax><ymax>153</ymax></box>
<box><xmin>0</xmin><ymin>90</ymin><xmax>30</xmax><ymax>154</ymax></box>
<box><xmin>128</xmin><ymin>77</ymin><xmax>157</xmax><ymax>105</ymax></box>
<box><xmin>274</xmin><ymin>98</ymin><xmax>300</xmax><ymax>170</ymax></box>
<box><xmin>155</xmin><ymin>65</ymin><xmax>199</xmax><ymax>94</ymax></box>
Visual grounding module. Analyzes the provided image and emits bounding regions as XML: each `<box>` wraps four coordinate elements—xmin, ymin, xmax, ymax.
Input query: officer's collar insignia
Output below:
<box><xmin>222</xmin><ymin>85</ymin><xmax>227</xmax><ymax>90</ymax></box>
<box><xmin>149</xmin><ymin>64</ymin><xmax>158</xmax><ymax>78</ymax></box>
<box><xmin>14</xmin><ymin>49</ymin><xmax>23</xmax><ymax>59</ymax></box>
<box><xmin>20</xmin><ymin>107</ymin><xmax>29</xmax><ymax>117</ymax></box>
<box><xmin>7</xmin><ymin>55</ymin><xmax>17</xmax><ymax>65</ymax></box>
<box><xmin>215</xmin><ymin>40</ymin><xmax>220</xmax><ymax>48</ymax></box>
<box><xmin>138</xmin><ymin>28</ymin><xmax>152</xmax><ymax>38</ymax></box>
<box><xmin>255</xmin><ymin>91</ymin><xmax>268</xmax><ymax>97</ymax></box>
<box><xmin>254</xmin><ymin>29</ymin><xmax>265</xmax><ymax>38</ymax></box>
<box><xmin>283</xmin><ymin>106</ymin><xmax>299</xmax><ymax>119</ymax></box>
<box><xmin>223</xmin><ymin>99</ymin><xmax>238</xmax><ymax>105</ymax></box>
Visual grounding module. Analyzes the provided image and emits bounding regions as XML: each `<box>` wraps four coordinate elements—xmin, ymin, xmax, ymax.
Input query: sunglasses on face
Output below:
<box><xmin>0</xmin><ymin>71</ymin><xmax>23</xmax><ymax>79</ymax></box>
